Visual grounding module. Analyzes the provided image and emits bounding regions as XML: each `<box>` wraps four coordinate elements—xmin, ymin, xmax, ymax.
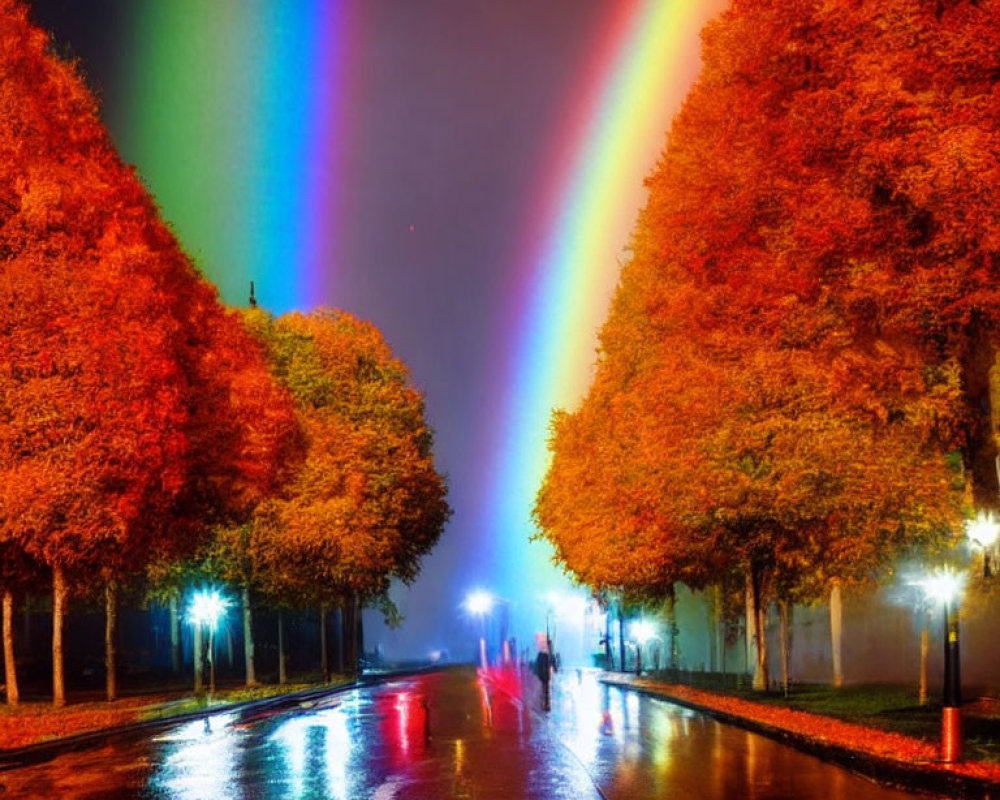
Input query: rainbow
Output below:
<box><xmin>87</xmin><ymin>0</ymin><xmax>724</xmax><ymax>646</ymax></box>
<box><xmin>480</xmin><ymin>0</ymin><xmax>726</xmax><ymax>599</ymax></box>
<box><xmin>115</xmin><ymin>1</ymin><xmax>356</xmax><ymax>312</ymax></box>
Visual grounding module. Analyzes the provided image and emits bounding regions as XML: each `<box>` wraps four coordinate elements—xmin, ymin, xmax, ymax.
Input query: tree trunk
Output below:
<box><xmin>242</xmin><ymin>585</ymin><xmax>257</xmax><ymax>686</ymax></box>
<box><xmin>193</xmin><ymin>622</ymin><xmax>203</xmax><ymax>693</ymax></box>
<box><xmin>52</xmin><ymin>565</ymin><xmax>66</xmax><ymax>708</ymax></box>
<box><xmin>343</xmin><ymin>597</ymin><xmax>358</xmax><ymax>675</ymax></box>
<box><xmin>357</xmin><ymin>602</ymin><xmax>365</xmax><ymax>670</ymax></box>
<box><xmin>708</xmin><ymin>585</ymin><xmax>720</xmax><ymax>672</ymax></box>
<box><xmin>721</xmin><ymin>619</ymin><xmax>728</xmax><ymax>679</ymax></box>
<box><xmin>207</xmin><ymin>627</ymin><xmax>216</xmax><ymax>695</ymax></box>
<box><xmin>743</xmin><ymin>570</ymin><xmax>756</xmax><ymax>675</ymax></box>
<box><xmin>617</xmin><ymin>606</ymin><xmax>626</xmax><ymax>673</ymax></box>
<box><xmin>334</xmin><ymin>604</ymin><xmax>345</xmax><ymax>674</ymax></box>
<box><xmin>105</xmin><ymin>581</ymin><xmax>118</xmax><ymax>702</ymax></box>
<box><xmin>278</xmin><ymin>610</ymin><xmax>287</xmax><ymax>685</ymax></box>
<box><xmin>830</xmin><ymin>580</ymin><xmax>843</xmax><ymax>688</ymax></box>
<box><xmin>959</xmin><ymin>320</ymin><xmax>1000</xmax><ymax>507</ymax></box>
<box><xmin>743</xmin><ymin>572</ymin><xmax>754</xmax><ymax>687</ymax></box>
<box><xmin>604</xmin><ymin>607</ymin><xmax>613</xmax><ymax>669</ymax></box>
<box><xmin>666</xmin><ymin>595</ymin><xmax>679</xmax><ymax>669</ymax></box>
<box><xmin>778</xmin><ymin>599</ymin><xmax>791</xmax><ymax>698</ymax></box>
<box><xmin>169</xmin><ymin>594</ymin><xmax>181</xmax><ymax>675</ymax></box>
<box><xmin>320</xmin><ymin>605</ymin><xmax>330</xmax><ymax>682</ymax></box>
<box><xmin>749</xmin><ymin>563</ymin><xmax>769</xmax><ymax>691</ymax></box>
<box><xmin>919</xmin><ymin>614</ymin><xmax>930</xmax><ymax>706</ymax></box>
<box><xmin>3</xmin><ymin>589</ymin><xmax>20</xmax><ymax>706</ymax></box>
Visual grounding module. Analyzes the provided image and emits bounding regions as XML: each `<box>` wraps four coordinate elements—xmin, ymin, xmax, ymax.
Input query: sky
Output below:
<box><xmin>30</xmin><ymin>0</ymin><xmax>727</xmax><ymax>663</ymax></box>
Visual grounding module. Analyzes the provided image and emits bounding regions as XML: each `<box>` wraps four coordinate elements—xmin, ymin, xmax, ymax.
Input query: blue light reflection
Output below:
<box><xmin>148</xmin><ymin>713</ymin><xmax>241</xmax><ymax>800</ymax></box>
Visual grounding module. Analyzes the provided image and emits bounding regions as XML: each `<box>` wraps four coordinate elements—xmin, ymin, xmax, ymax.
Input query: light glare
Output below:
<box><xmin>464</xmin><ymin>590</ymin><xmax>494</xmax><ymax>616</ymax></box>
<box><xmin>912</xmin><ymin>568</ymin><xmax>965</xmax><ymax>605</ymax></box>
<box><xmin>631</xmin><ymin>619</ymin><xmax>657</xmax><ymax>644</ymax></box>
<box><xmin>188</xmin><ymin>589</ymin><xmax>230</xmax><ymax>628</ymax></box>
<box><xmin>966</xmin><ymin>510</ymin><xmax>1000</xmax><ymax>549</ymax></box>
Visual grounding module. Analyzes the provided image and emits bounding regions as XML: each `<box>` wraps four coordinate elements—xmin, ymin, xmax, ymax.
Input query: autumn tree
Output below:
<box><xmin>247</xmin><ymin>309</ymin><xmax>450</xmax><ymax>676</ymax></box>
<box><xmin>0</xmin><ymin>544</ymin><xmax>43</xmax><ymax>706</ymax></box>
<box><xmin>675</xmin><ymin>0</ymin><xmax>1000</xmax><ymax>503</ymax></box>
<box><xmin>162</xmin><ymin>298</ymin><xmax>299</xmax><ymax>689</ymax></box>
<box><xmin>0</xmin><ymin>2</ymin><xmax>189</xmax><ymax>705</ymax></box>
<box><xmin>0</xmin><ymin>1</ymin><xmax>297</xmax><ymax>703</ymax></box>
<box><xmin>537</xmin><ymin>0</ymin><xmax>982</xmax><ymax>690</ymax></box>
<box><xmin>659</xmin><ymin>0</ymin><xmax>990</xmax><ymax>684</ymax></box>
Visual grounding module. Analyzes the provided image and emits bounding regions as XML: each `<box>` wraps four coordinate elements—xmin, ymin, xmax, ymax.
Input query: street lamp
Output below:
<box><xmin>913</xmin><ymin>568</ymin><xmax>966</xmax><ymax>763</ymax></box>
<box><xmin>188</xmin><ymin>589</ymin><xmax>230</xmax><ymax>697</ymax></box>
<box><xmin>630</xmin><ymin>619</ymin><xmax>658</xmax><ymax>676</ymax></box>
<box><xmin>543</xmin><ymin>591</ymin><xmax>589</xmax><ymax>666</ymax></box>
<box><xmin>464</xmin><ymin>590</ymin><xmax>494</xmax><ymax>670</ymax></box>
<box><xmin>966</xmin><ymin>510</ymin><xmax>1000</xmax><ymax>577</ymax></box>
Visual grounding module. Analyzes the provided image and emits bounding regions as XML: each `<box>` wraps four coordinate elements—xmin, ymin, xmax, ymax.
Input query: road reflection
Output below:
<box><xmin>270</xmin><ymin>702</ymin><xmax>353</xmax><ymax>798</ymax></box>
<box><xmin>147</xmin><ymin>713</ymin><xmax>241</xmax><ymax>800</ymax></box>
<box><xmin>0</xmin><ymin>669</ymin><xmax>944</xmax><ymax>799</ymax></box>
<box><xmin>546</xmin><ymin>671</ymin><xmax>934</xmax><ymax>800</ymax></box>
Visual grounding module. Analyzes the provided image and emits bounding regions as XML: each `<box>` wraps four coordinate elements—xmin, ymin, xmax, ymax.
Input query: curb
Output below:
<box><xmin>601</xmin><ymin>676</ymin><xmax>1000</xmax><ymax>800</ymax></box>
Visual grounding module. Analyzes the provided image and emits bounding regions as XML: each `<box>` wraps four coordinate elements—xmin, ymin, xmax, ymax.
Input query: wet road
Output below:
<box><xmin>0</xmin><ymin>667</ymin><xmax>940</xmax><ymax>799</ymax></box>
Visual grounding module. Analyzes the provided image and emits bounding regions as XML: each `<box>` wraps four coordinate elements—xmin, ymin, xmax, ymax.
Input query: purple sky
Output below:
<box><xmin>27</xmin><ymin>0</ymin><xmax>720</xmax><ymax>662</ymax></box>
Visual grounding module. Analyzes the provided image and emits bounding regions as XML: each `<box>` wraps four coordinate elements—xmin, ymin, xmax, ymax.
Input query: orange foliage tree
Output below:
<box><xmin>242</xmin><ymin>309</ymin><xmax>450</xmax><ymax>676</ymax></box>
<box><xmin>0</xmin><ymin>0</ymin><xmax>297</xmax><ymax>703</ymax></box>
<box><xmin>0</xmin><ymin>545</ymin><xmax>43</xmax><ymax>706</ymax></box>
<box><xmin>148</xmin><ymin>301</ymin><xmax>300</xmax><ymax>690</ymax></box>
<box><xmin>536</xmin><ymin>0</ymin><xmax>986</xmax><ymax>689</ymax></box>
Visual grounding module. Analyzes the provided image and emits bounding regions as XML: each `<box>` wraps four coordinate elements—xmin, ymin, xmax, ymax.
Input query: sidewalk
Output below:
<box><xmin>601</xmin><ymin>673</ymin><xmax>1000</xmax><ymax>799</ymax></box>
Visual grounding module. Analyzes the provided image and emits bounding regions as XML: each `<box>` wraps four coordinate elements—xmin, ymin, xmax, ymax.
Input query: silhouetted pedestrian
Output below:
<box><xmin>535</xmin><ymin>648</ymin><xmax>552</xmax><ymax>711</ymax></box>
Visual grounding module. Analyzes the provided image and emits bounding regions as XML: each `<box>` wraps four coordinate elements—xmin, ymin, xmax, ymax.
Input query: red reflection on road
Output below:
<box><xmin>478</xmin><ymin>664</ymin><xmax>528</xmax><ymax>733</ymax></box>
<box><xmin>376</xmin><ymin>683</ymin><xmax>431</xmax><ymax>770</ymax></box>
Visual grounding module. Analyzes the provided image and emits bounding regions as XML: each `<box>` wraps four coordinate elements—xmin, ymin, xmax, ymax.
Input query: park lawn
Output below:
<box><xmin>750</xmin><ymin>684</ymin><xmax>943</xmax><ymax>737</ymax></box>
<box><xmin>738</xmin><ymin>683</ymin><xmax>1000</xmax><ymax>763</ymax></box>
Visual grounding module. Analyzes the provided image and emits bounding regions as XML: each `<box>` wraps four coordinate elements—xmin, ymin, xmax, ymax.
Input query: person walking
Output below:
<box><xmin>534</xmin><ymin>634</ymin><xmax>555</xmax><ymax>711</ymax></box>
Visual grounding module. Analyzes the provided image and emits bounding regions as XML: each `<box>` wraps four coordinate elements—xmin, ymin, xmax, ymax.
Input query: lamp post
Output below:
<box><xmin>914</xmin><ymin>568</ymin><xmax>966</xmax><ymax>763</ymax></box>
<box><xmin>630</xmin><ymin>619</ymin><xmax>657</xmax><ymax>676</ymax></box>
<box><xmin>543</xmin><ymin>591</ymin><xmax>590</xmax><ymax>667</ymax></box>
<box><xmin>464</xmin><ymin>590</ymin><xmax>494</xmax><ymax>670</ymax></box>
<box><xmin>189</xmin><ymin>589</ymin><xmax>230</xmax><ymax>697</ymax></box>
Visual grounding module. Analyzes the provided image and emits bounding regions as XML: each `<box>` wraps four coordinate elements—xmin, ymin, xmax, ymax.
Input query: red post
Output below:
<box><xmin>941</xmin><ymin>707</ymin><xmax>962</xmax><ymax>763</ymax></box>
<box><xmin>941</xmin><ymin>599</ymin><xmax>962</xmax><ymax>763</ymax></box>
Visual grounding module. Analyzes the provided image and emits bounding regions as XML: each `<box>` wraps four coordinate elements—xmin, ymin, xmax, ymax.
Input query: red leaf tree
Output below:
<box><xmin>536</xmin><ymin>0</ymin><xmax>984</xmax><ymax>690</ymax></box>
<box><xmin>0</xmin><ymin>1</ymin><xmax>297</xmax><ymax>704</ymax></box>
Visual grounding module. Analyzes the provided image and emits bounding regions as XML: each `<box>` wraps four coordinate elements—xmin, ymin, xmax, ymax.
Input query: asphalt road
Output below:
<box><xmin>0</xmin><ymin>666</ymin><xmax>941</xmax><ymax>799</ymax></box>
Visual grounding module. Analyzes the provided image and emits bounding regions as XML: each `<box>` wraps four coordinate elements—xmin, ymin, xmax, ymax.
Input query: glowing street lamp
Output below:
<box><xmin>464</xmin><ymin>590</ymin><xmax>494</xmax><ymax>669</ymax></box>
<box><xmin>543</xmin><ymin>591</ymin><xmax>589</xmax><ymax>664</ymax></box>
<box><xmin>912</xmin><ymin>568</ymin><xmax>966</xmax><ymax>763</ymax></box>
<box><xmin>966</xmin><ymin>510</ymin><xmax>1000</xmax><ymax>577</ymax></box>
<box><xmin>188</xmin><ymin>589</ymin><xmax>230</xmax><ymax>696</ymax></box>
<box><xmin>465</xmin><ymin>590</ymin><xmax>494</xmax><ymax>617</ymax></box>
<box><xmin>630</xmin><ymin>619</ymin><xmax>658</xmax><ymax>676</ymax></box>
